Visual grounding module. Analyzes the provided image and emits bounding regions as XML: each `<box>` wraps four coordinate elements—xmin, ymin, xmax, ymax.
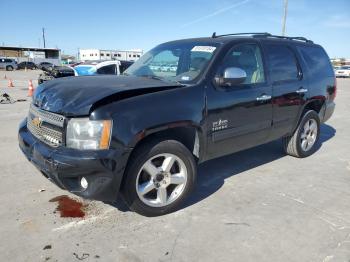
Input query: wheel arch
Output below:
<box><xmin>129</xmin><ymin>123</ymin><xmax>204</xmax><ymax>162</ymax></box>
<box><xmin>119</xmin><ymin>123</ymin><xmax>203</xmax><ymax>195</ymax></box>
<box><xmin>290</xmin><ymin>98</ymin><xmax>325</xmax><ymax>135</ymax></box>
<box><xmin>303</xmin><ymin>99</ymin><xmax>325</xmax><ymax>115</ymax></box>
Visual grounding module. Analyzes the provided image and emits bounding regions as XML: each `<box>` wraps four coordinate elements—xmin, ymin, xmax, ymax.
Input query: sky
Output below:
<box><xmin>1</xmin><ymin>0</ymin><xmax>349</xmax><ymax>58</ymax></box>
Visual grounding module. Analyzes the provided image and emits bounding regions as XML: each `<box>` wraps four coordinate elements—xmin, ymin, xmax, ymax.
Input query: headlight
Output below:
<box><xmin>66</xmin><ymin>118</ymin><xmax>112</xmax><ymax>150</ymax></box>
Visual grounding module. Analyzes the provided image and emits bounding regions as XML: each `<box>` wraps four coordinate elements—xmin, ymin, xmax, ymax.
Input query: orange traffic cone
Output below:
<box><xmin>28</xmin><ymin>80</ymin><xmax>35</xmax><ymax>97</ymax></box>
<box><xmin>8</xmin><ymin>79</ymin><xmax>14</xmax><ymax>88</ymax></box>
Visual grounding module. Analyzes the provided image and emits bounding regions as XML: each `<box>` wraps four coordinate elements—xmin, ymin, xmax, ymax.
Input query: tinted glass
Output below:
<box><xmin>96</xmin><ymin>64</ymin><xmax>117</xmax><ymax>74</ymax></box>
<box><xmin>217</xmin><ymin>43</ymin><xmax>265</xmax><ymax>84</ymax></box>
<box><xmin>119</xmin><ymin>62</ymin><xmax>132</xmax><ymax>73</ymax></box>
<box><xmin>298</xmin><ymin>46</ymin><xmax>333</xmax><ymax>77</ymax></box>
<box><xmin>266</xmin><ymin>44</ymin><xmax>299</xmax><ymax>82</ymax></box>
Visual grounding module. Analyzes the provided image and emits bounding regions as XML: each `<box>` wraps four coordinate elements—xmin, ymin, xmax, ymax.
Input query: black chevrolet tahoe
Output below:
<box><xmin>18</xmin><ymin>33</ymin><xmax>336</xmax><ymax>216</ymax></box>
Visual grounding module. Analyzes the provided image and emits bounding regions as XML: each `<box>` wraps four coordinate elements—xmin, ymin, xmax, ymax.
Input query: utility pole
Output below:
<box><xmin>282</xmin><ymin>0</ymin><xmax>288</xmax><ymax>36</ymax></box>
<box><xmin>42</xmin><ymin>27</ymin><xmax>46</xmax><ymax>48</ymax></box>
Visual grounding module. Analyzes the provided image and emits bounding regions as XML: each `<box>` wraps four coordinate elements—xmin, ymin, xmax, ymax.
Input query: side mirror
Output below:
<box><xmin>215</xmin><ymin>67</ymin><xmax>247</xmax><ymax>87</ymax></box>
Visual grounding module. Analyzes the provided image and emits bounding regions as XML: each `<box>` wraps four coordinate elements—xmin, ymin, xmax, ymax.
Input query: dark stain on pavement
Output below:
<box><xmin>49</xmin><ymin>195</ymin><xmax>86</xmax><ymax>218</ymax></box>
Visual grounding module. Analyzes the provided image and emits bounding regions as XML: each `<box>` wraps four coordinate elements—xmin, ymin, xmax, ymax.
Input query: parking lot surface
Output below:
<box><xmin>0</xmin><ymin>71</ymin><xmax>349</xmax><ymax>262</ymax></box>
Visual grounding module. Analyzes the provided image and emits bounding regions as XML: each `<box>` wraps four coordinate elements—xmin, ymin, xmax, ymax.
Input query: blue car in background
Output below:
<box><xmin>74</xmin><ymin>61</ymin><xmax>124</xmax><ymax>76</ymax></box>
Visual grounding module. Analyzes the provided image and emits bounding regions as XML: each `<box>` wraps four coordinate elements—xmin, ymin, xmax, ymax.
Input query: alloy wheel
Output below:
<box><xmin>300</xmin><ymin>118</ymin><xmax>318</xmax><ymax>151</ymax></box>
<box><xmin>136</xmin><ymin>153</ymin><xmax>188</xmax><ymax>207</ymax></box>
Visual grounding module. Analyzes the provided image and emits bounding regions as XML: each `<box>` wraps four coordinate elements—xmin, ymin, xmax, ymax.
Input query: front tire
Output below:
<box><xmin>6</xmin><ymin>66</ymin><xmax>13</xmax><ymax>71</ymax></box>
<box><xmin>122</xmin><ymin>139</ymin><xmax>196</xmax><ymax>216</ymax></box>
<box><xmin>283</xmin><ymin>110</ymin><xmax>320</xmax><ymax>158</ymax></box>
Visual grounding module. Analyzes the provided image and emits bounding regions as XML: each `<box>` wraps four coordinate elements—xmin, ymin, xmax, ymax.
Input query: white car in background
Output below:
<box><xmin>73</xmin><ymin>60</ymin><xmax>121</xmax><ymax>76</ymax></box>
<box><xmin>335</xmin><ymin>66</ymin><xmax>350</xmax><ymax>78</ymax></box>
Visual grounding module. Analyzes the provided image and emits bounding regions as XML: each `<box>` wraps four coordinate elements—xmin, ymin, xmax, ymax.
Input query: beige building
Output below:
<box><xmin>0</xmin><ymin>46</ymin><xmax>61</xmax><ymax>65</ymax></box>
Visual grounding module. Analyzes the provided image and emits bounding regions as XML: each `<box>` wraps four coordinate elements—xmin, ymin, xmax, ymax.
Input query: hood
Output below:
<box><xmin>33</xmin><ymin>75</ymin><xmax>181</xmax><ymax>116</ymax></box>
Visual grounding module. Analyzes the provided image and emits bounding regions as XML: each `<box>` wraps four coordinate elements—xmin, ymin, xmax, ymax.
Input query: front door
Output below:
<box><xmin>206</xmin><ymin>42</ymin><xmax>273</xmax><ymax>160</ymax></box>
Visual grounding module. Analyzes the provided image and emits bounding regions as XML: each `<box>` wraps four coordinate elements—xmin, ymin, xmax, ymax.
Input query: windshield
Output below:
<box><xmin>124</xmin><ymin>41</ymin><xmax>219</xmax><ymax>83</ymax></box>
<box><xmin>340</xmin><ymin>66</ymin><xmax>350</xmax><ymax>70</ymax></box>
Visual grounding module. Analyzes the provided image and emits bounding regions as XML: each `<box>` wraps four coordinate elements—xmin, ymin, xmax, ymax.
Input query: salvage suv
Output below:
<box><xmin>18</xmin><ymin>33</ymin><xmax>336</xmax><ymax>216</ymax></box>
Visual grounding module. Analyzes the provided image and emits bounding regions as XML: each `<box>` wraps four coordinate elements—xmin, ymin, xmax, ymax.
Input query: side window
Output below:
<box><xmin>265</xmin><ymin>44</ymin><xmax>299</xmax><ymax>82</ymax></box>
<box><xmin>217</xmin><ymin>43</ymin><xmax>265</xmax><ymax>85</ymax></box>
<box><xmin>120</xmin><ymin>62</ymin><xmax>132</xmax><ymax>73</ymax></box>
<box><xmin>96</xmin><ymin>64</ymin><xmax>117</xmax><ymax>75</ymax></box>
<box><xmin>298</xmin><ymin>46</ymin><xmax>333</xmax><ymax>78</ymax></box>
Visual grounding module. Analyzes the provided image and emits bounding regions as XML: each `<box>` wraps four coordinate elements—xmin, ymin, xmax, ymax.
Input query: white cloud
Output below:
<box><xmin>181</xmin><ymin>0</ymin><xmax>250</xmax><ymax>28</ymax></box>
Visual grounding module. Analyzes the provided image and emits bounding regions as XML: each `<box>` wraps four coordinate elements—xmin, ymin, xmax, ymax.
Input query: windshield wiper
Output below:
<box><xmin>139</xmin><ymin>75</ymin><xmax>183</xmax><ymax>85</ymax></box>
<box><xmin>139</xmin><ymin>75</ymin><xmax>164</xmax><ymax>81</ymax></box>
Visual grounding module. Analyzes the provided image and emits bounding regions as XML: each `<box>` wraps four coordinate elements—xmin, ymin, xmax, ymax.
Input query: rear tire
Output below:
<box><xmin>282</xmin><ymin>110</ymin><xmax>320</xmax><ymax>158</ymax></box>
<box><xmin>122</xmin><ymin>139</ymin><xmax>196</xmax><ymax>217</ymax></box>
<box><xmin>6</xmin><ymin>66</ymin><xmax>13</xmax><ymax>71</ymax></box>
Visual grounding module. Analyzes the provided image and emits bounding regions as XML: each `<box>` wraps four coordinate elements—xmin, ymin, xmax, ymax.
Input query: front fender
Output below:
<box><xmin>91</xmin><ymin>84</ymin><xmax>206</xmax><ymax>152</ymax></box>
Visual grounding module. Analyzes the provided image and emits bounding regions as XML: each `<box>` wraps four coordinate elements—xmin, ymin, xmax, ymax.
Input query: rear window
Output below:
<box><xmin>298</xmin><ymin>46</ymin><xmax>333</xmax><ymax>77</ymax></box>
<box><xmin>265</xmin><ymin>44</ymin><xmax>300</xmax><ymax>83</ymax></box>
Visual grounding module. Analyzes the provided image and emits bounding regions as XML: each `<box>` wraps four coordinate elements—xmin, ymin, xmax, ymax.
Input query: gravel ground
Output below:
<box><xmin>0</xmin><ymin>70</ymin><xmax>349</xmax><ymax>262</ymax></box>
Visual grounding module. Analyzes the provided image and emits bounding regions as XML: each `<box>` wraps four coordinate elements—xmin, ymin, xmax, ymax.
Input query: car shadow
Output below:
<box><xmin>183</xmin><ymin>123</ymin><xmax>336</xmax><ymax>209</ymax></box>
<box><xmin>109</xmin><ymin>124</ymin><xmax>336</xmax><ymax>213</ymax></box>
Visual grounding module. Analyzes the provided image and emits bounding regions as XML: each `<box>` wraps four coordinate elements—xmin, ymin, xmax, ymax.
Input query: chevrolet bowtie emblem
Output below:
<box><xmin>32</xmin><ymin>117</ymin><xmax>42</xmax><ymax>128</ymax></box>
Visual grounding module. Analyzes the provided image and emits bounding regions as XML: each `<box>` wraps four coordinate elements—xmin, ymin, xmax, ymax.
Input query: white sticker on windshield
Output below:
<box><xmin>191</xmin><ymin>46</ymin><xmax>216</xmax><ymax>53</ymax></box>
<box><xmin>181</xmin><ymin>76</ymin><xmax>190</xmax><ymax>81</ymax></box>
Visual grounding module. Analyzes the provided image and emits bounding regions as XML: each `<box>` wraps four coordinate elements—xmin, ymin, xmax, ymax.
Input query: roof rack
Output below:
<box><xmin>211</xmin><ymin>32</ymin><xmax>313</xmax><ymax>43</ymax></box>
<box><xmin>211</xmin><ymin>32</ymin><xmax>270</xmax><ymax>38</ymax></box>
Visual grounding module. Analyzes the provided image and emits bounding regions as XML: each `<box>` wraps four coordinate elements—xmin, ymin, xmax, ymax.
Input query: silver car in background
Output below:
<box><xmin>335</xmin><ymin>66</ymin><xmax>350</xmax><ymax>78</ymax></box>
<box><xmin>0</xmin><ymin>58</ymin><xmax>18</xmax><ymax>71</ymax></box>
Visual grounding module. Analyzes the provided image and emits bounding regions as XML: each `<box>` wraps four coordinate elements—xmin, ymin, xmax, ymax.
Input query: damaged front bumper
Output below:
<box><xmin>18</xmin><ymin>118</ymin><xmax>131</xmax><ymax>202</ymax></box>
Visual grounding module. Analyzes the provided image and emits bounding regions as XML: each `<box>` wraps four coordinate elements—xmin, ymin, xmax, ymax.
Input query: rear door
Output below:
<box><xmin>206</xmin><ymin>41</ymin><xmax>273</xmax><ymax>159</ymax></box>
<box><xmin>262</xmin><ymin>42</ymin><xmax>307</xmax><ymax>139</ymax></box>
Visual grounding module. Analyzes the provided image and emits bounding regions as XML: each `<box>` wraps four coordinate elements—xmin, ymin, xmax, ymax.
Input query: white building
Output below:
<box><xmin>79</xmin><ymin>49</ymin><xmax>143</xmax><ymax>62</ymax></box>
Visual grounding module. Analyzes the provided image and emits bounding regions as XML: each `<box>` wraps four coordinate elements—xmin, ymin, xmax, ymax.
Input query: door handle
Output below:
<box><xmin>296</xmin><ymin>88</ymin><xmax>308</xmax><ymax>94</ymax></box>
<box><xmin>256</xmin><ymin>94</ymin><xmax>272</xmax><ymax>101</ymax></box>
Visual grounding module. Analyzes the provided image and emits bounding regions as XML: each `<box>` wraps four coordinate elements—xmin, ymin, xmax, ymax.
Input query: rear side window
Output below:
<box><xmin>265</xmin><ymin>44</ymin><xmax>299</xmax><ymax>83</ymax></box>
<box><xmin>298</xmin><ymin>46</ymin><xmax>333</xmax><ymax>77</ymax></box>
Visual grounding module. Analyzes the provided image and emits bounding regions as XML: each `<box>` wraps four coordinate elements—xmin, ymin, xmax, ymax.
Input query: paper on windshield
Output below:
<box><xmin>191</xmin><ymin>46</ymin><xmax>216</xmax><ymax>53</ymax></box>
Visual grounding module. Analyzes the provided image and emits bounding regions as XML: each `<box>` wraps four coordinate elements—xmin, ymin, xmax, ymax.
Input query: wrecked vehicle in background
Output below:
<box><xmin>38</xmin><ymin>65</ymin><xmax>75</xmax><ymax>84</ymax></box>
<box><xmin>38</xmin><ymin>60</ymin><xmax>133</xmax><ymax>84</ymax></box>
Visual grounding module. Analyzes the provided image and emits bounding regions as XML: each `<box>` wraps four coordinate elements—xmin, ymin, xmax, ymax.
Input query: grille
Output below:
<box><xmin>27</xmin><ymin>104</ymin><xmax>65</xmax><ymax>147</ymax></box>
